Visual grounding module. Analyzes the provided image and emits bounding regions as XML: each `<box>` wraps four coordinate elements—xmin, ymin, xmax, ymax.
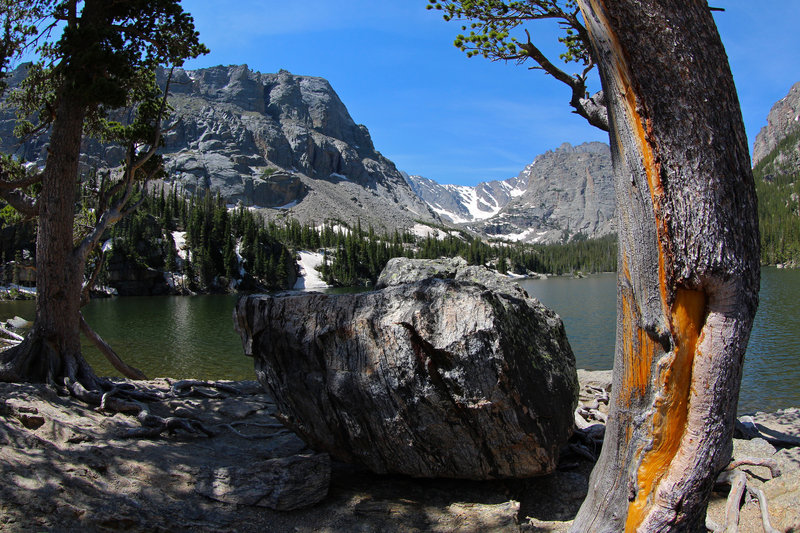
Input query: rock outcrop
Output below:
<box><xmin>406</xmin><ymin>142</ymin><xmax>616</xmax><ymax>244</ymax></box>
<box><xmin>752</xmin><ymin>81</ymin><xmax>800</xmax><ymax>168</ymax></box>
<box><xmin>195</xmin><ymin>453</ymin><xmax>330</xmax><ymax>511</ymax></box>
<box><xmin>470</xmin><ymin>142</ymin><xmax>615</xmax><ymax>243</ymax></box>
<box><xmin>0</xmin><ymin>64</ymin><xmax>439</xmax><ymax>234</ymax></box>
<box><xmin>235</xmin><ymin>259</ymin><xmax>578</xmax><ymax>479</ymax></box>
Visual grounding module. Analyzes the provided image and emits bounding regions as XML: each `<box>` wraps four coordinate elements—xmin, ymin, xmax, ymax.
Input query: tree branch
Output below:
<box><xmin>81</xmin><ymin>251</ymin><xmax>106</xmax><ymax>307</ymax></box>
<box><xmin>0</xmin><ymin>170</ymin><xmax>42</xmax><ymax>190</ymax></box>
<box><xmin>0</xmin><ymin>188</ymin><xmax>38</xmax><ymax>217</ymax></box>
<box><xmin>79</xmin><ymin>313</ymin><xmax>147</xmax><ymax>380</ymax></box>
<box><xmin>75</xmin><ymin>69</ymin><xmax>176</xmax><ymax>263</ymax></box>
<box><xmin>0</xmin><ymin>159</ymin><xmax>41</xmax><ymax>216</ymax></box>
<box><xmin>516</xmin><ymin>30</ymin><xmax>608</xmax><ymax>131</ymax></box>
<box><xmin>575</xmin><ymin>90</ymin><xmax>609</xmax><ymax>131</ymax></box>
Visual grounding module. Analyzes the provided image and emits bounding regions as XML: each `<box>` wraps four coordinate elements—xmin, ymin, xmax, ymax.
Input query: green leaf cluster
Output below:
<box><xmin>427</xmin><ymin>0</ymin><xmax>590</xmax><ymax>66</ymax></box>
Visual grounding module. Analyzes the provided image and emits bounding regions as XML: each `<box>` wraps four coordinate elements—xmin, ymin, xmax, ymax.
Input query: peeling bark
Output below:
<box><xmin>571</xmin><ymin>1</ymin><xmax>760</xmax><ymax>531</ymax></box>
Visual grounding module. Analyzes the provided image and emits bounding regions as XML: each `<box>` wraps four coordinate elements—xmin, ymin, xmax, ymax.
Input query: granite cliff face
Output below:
<box><xmin>2</xmin><ymin>64</ymin><xmax>614</xmax><ymax>242</ymax></box>
<box><xmin>753</xmin><ymin>81</ymin><xmax>800</xmax><ymax>171</ymax></box>
<box><xmin>478</xmin><ymin>142</ymin><xmax>615</xmax><ymax>243</ymax></box>
<box><xmin>407</xmin><ymin>142</ymin><xmax>615</xmax><ymax>244</ymax></box>
<box><xmin>0</xmin><ymin>64</ymin><xmax>438</xmax><ymax>232</ymax></box>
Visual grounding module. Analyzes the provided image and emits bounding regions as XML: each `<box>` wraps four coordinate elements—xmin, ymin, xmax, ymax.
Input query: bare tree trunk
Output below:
<box><xmin>571</xmin><ymin>1</ymin><xmax>760</xmax><ymax>531</ymax></box>
<box><xmin>0</xmin><ymin>94</ymin><xmax>98</xmax><ymax>386</ymax></box>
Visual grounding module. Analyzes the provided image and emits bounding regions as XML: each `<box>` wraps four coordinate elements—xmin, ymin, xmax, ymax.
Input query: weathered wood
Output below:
<box><xmin>746</xmin><ymin>485</ymin><xmax>781</xmax><ymax>533</ymax></box>
<box><xmin>79</xmin><ymin>314</ymin><xmax>147</xmax><ymax>380</ymax></box>
<box><xmin>723</xmin><ymin>470</ymin><xmax>747</xmax><ymax>532</ymax></box>
<box><xmin>572</xmin><ymin>1</ymin><xmax>760</xmax><ymax>531</ymax></box>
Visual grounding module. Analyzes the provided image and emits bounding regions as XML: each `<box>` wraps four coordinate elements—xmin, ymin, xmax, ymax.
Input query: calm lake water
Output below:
<box><xmin>519</xmin><ymin>268</ymin><xmax>800</xmax><ymax>415</ymax></box>
<box><xmin>1</xmin><ymin>267</ymin><xmax>798</xmax><ymax>414</ymax></box>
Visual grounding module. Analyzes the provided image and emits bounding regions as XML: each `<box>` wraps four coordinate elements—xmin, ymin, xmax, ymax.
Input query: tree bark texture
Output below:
<box><xmin>571</xmin><ymin>1</ymin><xmax>760</xmax><ymax>532</ymax></box>
<box><xmin>0</xmin><ymin>93</ymin><xmax>94</xmax><ymax>385</ymax></box>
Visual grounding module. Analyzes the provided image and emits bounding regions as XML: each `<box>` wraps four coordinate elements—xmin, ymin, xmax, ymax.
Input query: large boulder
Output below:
<box><xmin>234</xmin><ymin>260</ymin><xmax>578</xmax><ymax>479</ymax></box>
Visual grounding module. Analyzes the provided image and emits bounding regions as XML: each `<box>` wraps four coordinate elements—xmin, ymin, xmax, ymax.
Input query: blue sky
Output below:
<box><xmin>181</xmin><ymin>1</ymin><xmax>800</xmax><ymax>186</ymax></box>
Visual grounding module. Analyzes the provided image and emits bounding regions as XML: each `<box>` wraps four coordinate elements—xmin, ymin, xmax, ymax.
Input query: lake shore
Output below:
<box><xmin>1</xmin><ymin>371</ymin><xmax>798</xmax><ymax>532</ymax></box>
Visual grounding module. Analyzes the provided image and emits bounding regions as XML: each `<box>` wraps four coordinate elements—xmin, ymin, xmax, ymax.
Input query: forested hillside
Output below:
<box><xmin>754</xmin><ymin>133</ymin><xmax>800</xmax><ymax>265</ymax></box>
<box><xmin>751</xmin><ymin>81</ymin><xmax>800</xmax><ymax>266</ymax></box>
<box><xmin>2</xmin><ymin>184</ymin><xmax>618</xmax><ymax>295</ymax></box>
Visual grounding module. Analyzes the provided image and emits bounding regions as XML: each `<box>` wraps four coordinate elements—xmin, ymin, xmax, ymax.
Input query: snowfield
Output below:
<box><xmin>293</xmin><ymin>251</ymin><xmax>330</xmax><ymax>290</ymax></box>
<box><xmin>171</xmin><ymin>231</ymin><xmax>188</xmax><ymax>260</ymax></box>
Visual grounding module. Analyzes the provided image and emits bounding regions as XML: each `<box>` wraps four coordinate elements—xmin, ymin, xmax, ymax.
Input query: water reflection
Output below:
<box><xmin>78</xmin><ymin>294</ymin><xmax>250</xmax><ymax>380</ymax></box>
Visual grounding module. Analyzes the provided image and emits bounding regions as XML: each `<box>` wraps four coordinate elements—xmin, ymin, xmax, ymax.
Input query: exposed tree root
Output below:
<box><xmin>0</xmin><ymin>324</ymin><xmax>25</xmax><ymax>343</ymax></box>
<box><xmin>170</xmin><ymin>379</ymin><xmax>241</xmax><ymax>398</ymax></box>
<box><xmin>736</xmin><ymin>416</ymin><xmax>800</xmax><ymax>447</ymax></box>
<box><xmin>706</xmin><ymin>458</ymin><xmax>784</xmax><ymax>533</ymax></box>
<box><xmin>61</xmin><ymin>376</ymin><xmax>252</xmax><ymax>440</ymax></box>
<box><xmin>125</xmin><ymin>407</ymin><xmax>217</xmax><ymax>439</ymax></box>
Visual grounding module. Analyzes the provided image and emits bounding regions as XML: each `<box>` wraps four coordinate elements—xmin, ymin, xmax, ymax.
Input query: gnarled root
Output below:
<box><xmin>64</xmin><ymin>377</ymin><xmax>223</xmax><ymax>439</ymax></box>
<box><xmin>123</xmin><ymin>406</ymin><xmax>217</xmax><ymax>439</ymax></box>
<box><xmin>707</xmin><ymin>458</ymin><xmax>783</xmax><ymax>533</ymax></box>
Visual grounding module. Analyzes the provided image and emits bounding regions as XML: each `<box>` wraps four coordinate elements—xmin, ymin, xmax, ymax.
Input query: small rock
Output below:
<box><xmin>195</xmin><ymin>453</ymin><xmax>330</xmax><ymax>511</ymax></box>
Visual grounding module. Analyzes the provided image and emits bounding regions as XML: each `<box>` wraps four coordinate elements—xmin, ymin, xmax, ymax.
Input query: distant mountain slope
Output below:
<box><xmin>403</xmin><ymin>171</ymin><xmax>527</xmax><ymax>224</ymax></box>
<box><xmin>0</xmin><ymin>64</ymin><xmax>439</xmax><ymax>233</ymax></box>
<box><xmin>406</xmin><ymin>142</ymin><xmax>615</xmax><ymax>244</ymax></box>
<box><xmin>752</xmin><ymin>81</ymin><xmax>800</xmax><ymax>266</ymax></box>
<box><xmin>472</xmin><ymin>142</ymin><xmax>614</xmax><ymax>244</ymax></box>
<box><xmin>753</xmin><ymin>81</ymin><xmax>800</xmax><ymax>170</ymax></box>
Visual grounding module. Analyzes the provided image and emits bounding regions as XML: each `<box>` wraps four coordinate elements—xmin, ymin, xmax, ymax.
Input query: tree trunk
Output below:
<box><xmin>571</xmin><ymin>1</ymin><xmax>760</xmax><ymax>531</ymax></box>
<box><xmin>0</xmin><ymin>93</ymin><xmax>97</xmax><ymax>386</ymax></box>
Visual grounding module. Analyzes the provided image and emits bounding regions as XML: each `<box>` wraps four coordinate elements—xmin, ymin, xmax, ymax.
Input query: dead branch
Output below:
<box><xmin>725</xmin><ymin>457</ymin><xmax>781</xmax><ymax>478</ymax></box>
<box><xmin>723</xmin><ymin>469</ymin><xmax>747</xmax><ymax>532</ymax></box>
<box><xmin>81</xmin><ymin>252</ymin><xmax>106</xmax><ymax>306</ymax></box>
<box><xmin>710</xmin><ymin>454</ymin><xmax>784</xmax><ymax>533</ymax></box>
<box><xmin>0</xmin><ymin>324</ymin><xmax>25</xmax><ymax>342</ymax></box>
<box><xmin>79</xmin><ymin>313</ymin><xmax>147</xmax><ymax>380</ymax></box>
<box><xmin>736</xmin><ymin>416</ymin><xmax>800</xmax><ymax>447</ymax></box>
<box><xmin>746</xmin><ymin>485</ymin><xmax>781</xmax><ymax>533</ymax></box>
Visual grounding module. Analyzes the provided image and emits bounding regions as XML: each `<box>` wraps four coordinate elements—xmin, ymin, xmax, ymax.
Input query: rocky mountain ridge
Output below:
<box><xmin>753</xmin><ymin>81</ymin><xmax>800</xmax><ymax>169</ymax></box>
<box><xmin>408</xmin><ymin>142</ymin><xmax>615</xmax><ymax>244</ymax></box>
<box><xmin>0</xmin><ymin>64</ymin><xmax>438</xmax><ymax>233</ymax></box>
<box><xmin>403</xmin><ymin>171</ymin><xmax>527</xmax><ymax>224</ymax></box>
<box><xmin>3</xmin><ymin>63</ymin><xmax>616</xmax><ymax>244</ymax></box>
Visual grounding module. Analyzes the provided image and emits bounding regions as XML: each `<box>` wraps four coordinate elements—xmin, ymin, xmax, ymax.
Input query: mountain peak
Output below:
<box><xmin>0</xmin><ymin>63</ymin><xmax>437</xmax><ymax>232</ymax></box>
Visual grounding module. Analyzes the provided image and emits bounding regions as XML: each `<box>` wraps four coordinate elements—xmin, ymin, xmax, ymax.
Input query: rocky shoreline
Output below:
<box><xmin>1</xmin><ymin>371</ymin><xmax>798</xmax><ymax>532</ymax></box>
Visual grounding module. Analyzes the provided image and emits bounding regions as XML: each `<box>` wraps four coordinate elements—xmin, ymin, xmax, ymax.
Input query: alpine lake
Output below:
<box><xmin>1</xmin><ymin>267</ymin><xmax>797</xmax><ymax>415</ymax></box>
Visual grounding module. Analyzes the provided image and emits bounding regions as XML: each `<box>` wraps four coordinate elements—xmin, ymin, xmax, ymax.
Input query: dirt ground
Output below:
<box><xmin>1</xmin><ymin>374</ymin><xmax>798</xmax><ymax>532</ymax></box>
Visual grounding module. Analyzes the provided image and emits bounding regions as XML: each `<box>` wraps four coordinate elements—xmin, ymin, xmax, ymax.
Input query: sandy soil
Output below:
<box><xmin>1</xmin><ymin>374</ymin><xmax>798</xmax><ymax>532</ymax></box>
